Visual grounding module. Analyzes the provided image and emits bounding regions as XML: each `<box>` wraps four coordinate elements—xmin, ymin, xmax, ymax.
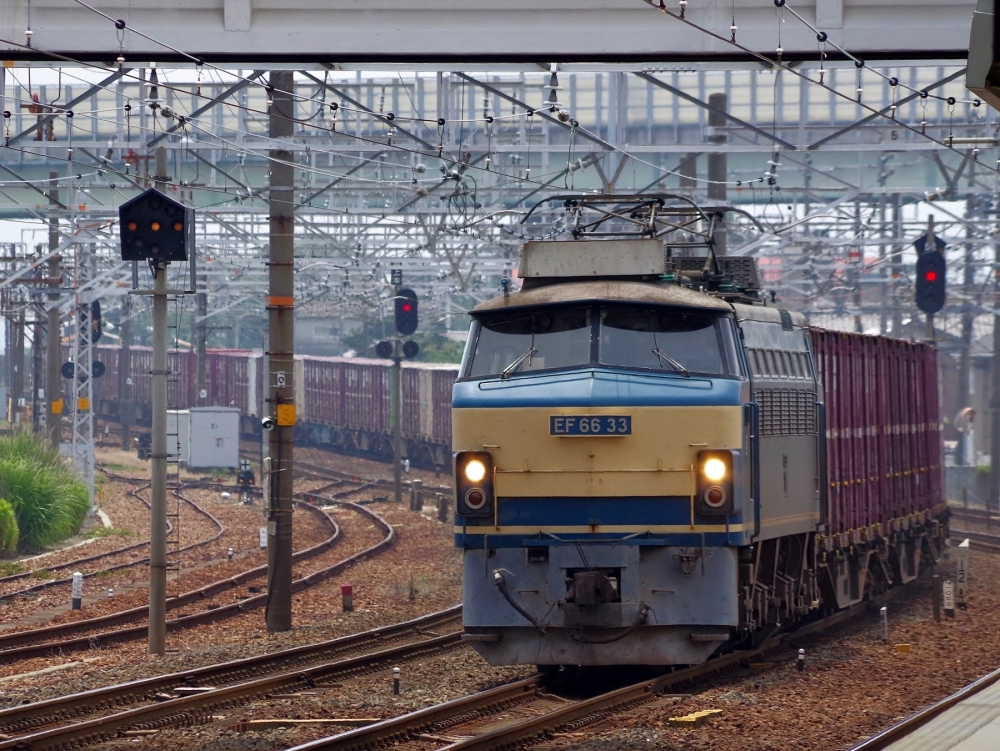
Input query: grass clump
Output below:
<box><xmin>0</xmin><ymin>561</ymin><xmax>25</xmax><ymax>577</ymax></box>
<box><xmin>85</xmin><ymin>527</ymin><xmax>132</xmax><ymax>539</ymax></box>
<box><xmin>0</xmin><ymin>432</ymin><xmax>89</xmax><ymax>552</ymax></box>
<box><xmin>0</xmin><ymin>499</ymin><xmax>18</xmax><ymax>556</ymax></box>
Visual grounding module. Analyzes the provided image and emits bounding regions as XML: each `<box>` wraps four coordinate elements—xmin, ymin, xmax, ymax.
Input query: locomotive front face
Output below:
<box><xmin>453</xmin><ymin>290</ymin><xmax>752</xmax><ymax>666</ymax></box>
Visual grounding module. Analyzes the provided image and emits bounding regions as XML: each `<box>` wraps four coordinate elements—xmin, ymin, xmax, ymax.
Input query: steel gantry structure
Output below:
<box><xmin>0</xmin><ymin>0</ymin><xmax>995</xmax><ymax>638</ymax></box>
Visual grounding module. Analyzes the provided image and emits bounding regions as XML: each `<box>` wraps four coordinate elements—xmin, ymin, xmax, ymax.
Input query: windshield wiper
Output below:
<box><xmin>500</xmin><ymin>346</ymin><xmax>537</xmax><ymax>379</ymax></box>
<box><xmin>651</xmin><ymin>347</ymin><xmax>690</xmax><ymax>377</ymax></box>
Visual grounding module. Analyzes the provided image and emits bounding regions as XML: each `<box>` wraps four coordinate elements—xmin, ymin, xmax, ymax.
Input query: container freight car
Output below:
<box><xmin>86</xmin><ymin>345</ymin><xmax>458</xmax><ymax>470</ymax></box>
<box><xmin>451</xmin><ymin>228</ymin><xmax>945</xmax><ymax>669</ymax></box>
<box><xmin>298</xmin><ymin>356</ymin><xmax>456</xmax><ymax>468</ymax></box>
<box><xmin>813</xmin><ymin>329</ymin><xmax>942</xmax><ymax>602</ymax></box>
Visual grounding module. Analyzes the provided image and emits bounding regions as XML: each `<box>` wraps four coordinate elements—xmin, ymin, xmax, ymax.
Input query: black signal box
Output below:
<box><xmin>914</xmin><ymin>235</ymin><xmax>947</xmax><ymax>315</ymax></box>
<box><xmin>119</xmin><ymin>188</ymin><xmax>194</xmax><ymax>262</ymax></box>
<box><xmin>394</xmin><ymin>288</ymin><xmax>419</xmax><ymax>336</ymax></box>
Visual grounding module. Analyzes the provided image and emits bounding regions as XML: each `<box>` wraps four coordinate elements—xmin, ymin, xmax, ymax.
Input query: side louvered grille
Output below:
<box><xmin>754</xmin><ymin>388</ymin><xmax>817</xmax><ymax>436</ymax></box>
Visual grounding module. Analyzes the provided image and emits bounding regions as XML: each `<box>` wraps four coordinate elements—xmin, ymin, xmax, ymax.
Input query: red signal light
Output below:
<box><xmin>402</xmin><ymin>303</ymin><xmax>412</xmax><ymax>312</ymax></box>
<box><xmin>925</xmin><ymin>270</ymin><xmax>938</xmax><ymax>282</ymax></box>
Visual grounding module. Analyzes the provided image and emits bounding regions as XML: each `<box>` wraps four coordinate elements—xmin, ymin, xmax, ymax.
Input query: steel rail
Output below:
<box><xmin>846</xmin><ymin>663</ymin><xmax>1000</xmax><ymax>750</ymax></box>
<box><xmin>289</xmin><ymin>592</ymin><xmax>901</xmax><ymax>750</ymax></box>
<box><xmin>290</xmin><ymin>457</ymin><xmax>452</xmax><ymax>497</ymax></box>
<box><xmin>0</xmin><ymin>484</ymin><xmax>225</xmax><ymax>601</ymax></box>
<box><xmin>948</xmin><ymin>528</ymin><xmax>1000</xmax><ymax>553</ymax></box>
<box><xmin>0</xmin><ymin>498</ymin><xmax>343</xmax><ymax>657</ymax></box>
<box><xmin>0</xmin><ymin>606</ymin><xmax>461</xmax><ymax>738</ymax></box>
<box><xmin>0</xmin><ymin>481</ymin><xmax>155</xmax><ymax>587</ymax></box>
<box><xmin>0</xmin><ymin>631</ymin><xmax>464</xmax><ymax>751</ymax></box>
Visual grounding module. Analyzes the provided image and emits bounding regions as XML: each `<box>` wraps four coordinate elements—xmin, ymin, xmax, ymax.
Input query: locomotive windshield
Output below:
<box><xmin>465</xmin><ymin>305</ymin><xmax>737</xmax><ymax>379</ymax></box>
<box><xmin>467</xmin><ymin>307</ymin><xmax>592</xmax><ymax>379</ymax></box>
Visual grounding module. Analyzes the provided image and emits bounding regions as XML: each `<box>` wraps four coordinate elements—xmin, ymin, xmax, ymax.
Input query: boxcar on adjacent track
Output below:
<box><xmin>85</xmin><ymin>345</ymin><xmax>458</xmax><ymax>469</ymax></box>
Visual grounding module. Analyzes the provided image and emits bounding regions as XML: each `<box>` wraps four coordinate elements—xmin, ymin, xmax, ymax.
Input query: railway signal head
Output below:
<box><xmin>914</xmin><ymin>241</ymin><xmax>946</xmax><ymax>315</ymax></box>
<box><xmin>394</xmin><ymin>288</ymin><xmax>419</xmax><ymax>336</ymax></box>
<box><xmin>119</xmin><ymin>188</ymin><xmax>194</xmax><ymax>263</ymax></box>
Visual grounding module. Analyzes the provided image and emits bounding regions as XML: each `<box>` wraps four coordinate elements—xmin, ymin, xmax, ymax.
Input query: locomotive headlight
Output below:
<box><xmin>696</xmin><ymin>450</ymin><xmax>735</xmax><ymax>516</ymax></box>
<box><xmin>702</xmin><ymin>457</ymin><xmax>727</xmax><ymax>482</ymax></box>
<box><xmin>455</xmin><ymin>451</ymin><xmax>494</xmax><ymax>518</ymax></box>
<box><xmin>464</xmin><ymin>459</ymin><xmax>487</xmax><ymax>483</ymax></box>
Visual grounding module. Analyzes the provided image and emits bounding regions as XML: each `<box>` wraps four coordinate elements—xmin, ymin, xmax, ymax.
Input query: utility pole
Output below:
<box><xmin>46</xmin><ymin>172</ymin><xmax>62</xmax><ymax>447</ymax></box>
<box><xmin>391</xmin><ymin>337</ymin><xmax>403</xmax><ymax>506</ymax></box>
<box><xmin>148</xmin><ymin>145</ymin><xmax>170</xmax><ymax>655</ymax></box>
<box><xmin>195</xmin><ymin>289</ymin><xmax>207</xmax><ymax>405</ymax></box>
<box><xmin>707</xmin><ymin>93</ymin><xmax>727</xmax><ymax>254</ymax></box>
<box><xmin>891</xmin><ymin>195</ymin><xmax>903</xmax><ymax>337</ymax></box>
<box><xmin>990</xmin><ymin>221</ymin><xmax>1000</xmax><ymax>520</ymax></box>
<box><xmin>119</xmin><ymin>288</ymin><xmax>132</xmax><ymax>450</ymax></box>
<box><xmin>925</xmin><ymin>216</ymin><xmax>936</xmax><ymax>342</ymax></box>
<box><xmin>11</xmin><ymin>308</ymin><xmax>24</xmax><ymax>427</ymax></box>
<box><xmin>32</xmin><ymin>308</ymin><xmax>43</xmax><ymax>434</ymax></box>
<box><xmin>265</xmin><ymin>70</ymin><xmax>295</xmax><ymax>633</ymax></box>
<box><xmin>958</xmin><ymin>196</ymin><xmax>978</xmax><ymax>466</ymax></box>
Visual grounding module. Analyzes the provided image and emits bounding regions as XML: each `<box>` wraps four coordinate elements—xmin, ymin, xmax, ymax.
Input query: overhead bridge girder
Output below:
<box><xmin>0</xmin><ymin>0</ymin><xmax>974</xmax><ymax>64</ymax></box>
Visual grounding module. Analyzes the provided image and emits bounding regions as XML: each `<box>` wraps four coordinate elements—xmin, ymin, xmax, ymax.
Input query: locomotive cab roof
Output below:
<box><xmin>472</xmin><ymin>279</ymin><xmax>733</xmax><ymax>314</ymax></box>
<box><xmin>475</xmin><ymin>236</ymin><xmax>769</xmax><ymax>315</ymax></box>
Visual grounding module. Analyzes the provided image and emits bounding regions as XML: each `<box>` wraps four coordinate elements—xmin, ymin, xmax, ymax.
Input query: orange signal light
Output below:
<box><xmin>150</xmin><ymin>221</ymin><xmax>161</xmax><ymax>231</ymax></box>
<box><xmin>173</xmin><ymin>221</ymin><xmax>183</xmax><ymax>231</ymax></box>
<box><xmin>126</xmin><ymin>221</ymin><xmax>138</xmax><ymax>231</ymax></box>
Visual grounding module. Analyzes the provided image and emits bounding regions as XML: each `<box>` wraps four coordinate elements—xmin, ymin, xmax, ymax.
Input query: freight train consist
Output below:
<box><xmin>85</xmin><ymin>346</ymin><xmax>458</xmax><ymax>469</ymax></box>
<box><xmin>451</xmin><ymin>196</ymin><xmax>945</xmax><ymax>668</ymax></box>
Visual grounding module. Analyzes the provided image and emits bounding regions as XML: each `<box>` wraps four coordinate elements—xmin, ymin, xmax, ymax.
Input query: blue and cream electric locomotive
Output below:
<box><xmin>452</xmin><ymin>197</ymin><xmax>823</xmax><ymax>667</ymax></box>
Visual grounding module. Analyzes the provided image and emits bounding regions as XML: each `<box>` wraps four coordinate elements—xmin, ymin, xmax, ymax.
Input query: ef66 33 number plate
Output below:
<box><xmin>550</xmin><ymin>415</ymin><xmax>632</xmax><ymax>436</ymax></box>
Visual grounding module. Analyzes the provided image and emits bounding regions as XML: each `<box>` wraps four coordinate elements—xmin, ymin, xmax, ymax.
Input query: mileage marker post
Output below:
<box><xmin>956</xmin><ymin>538</ymin><xmax>970</xmax><ymax>608</ymax></box>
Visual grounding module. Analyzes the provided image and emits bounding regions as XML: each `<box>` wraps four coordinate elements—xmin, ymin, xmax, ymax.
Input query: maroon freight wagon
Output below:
<box><xmin>300</xmin><ymin>356</ymin><xmax>457</xmax><ymax>468</ymax></box>
<box><xmin>812</xmin><ymin>329</ymin><xmax>943</xmax><ymax>533</ymax></box>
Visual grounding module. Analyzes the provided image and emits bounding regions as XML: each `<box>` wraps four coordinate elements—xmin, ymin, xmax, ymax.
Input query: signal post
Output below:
<box><xmin>118</xmin><ymin>186</ymin><xmax>195</xmax><ymax>656</ymax></box>
<box><xmin>378</xmin><ymin>285</ymin><xmax>420</xmax><ymax>507</ymax></box>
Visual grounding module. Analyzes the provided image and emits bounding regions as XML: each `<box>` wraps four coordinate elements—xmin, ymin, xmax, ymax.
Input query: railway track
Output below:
<box><xmin>948</xmin><ymin>505</ymin><xmax>1000</xmax><ymax>526</ymax></box>
<box><xmin>948</xmin><ymin>528</ymin><xmax>1000</xmax><ymax>553</ymax></box>
<box><xmin>286</xmin><ymin>595</ymin><xmax>899</xmax><ymax>751</ymax></box>
<box><xmin>0</xmin><ymin>492</ymin><xmax>383</xmax><ymax>661</ymax></box>
<box><xmin>846</xmin><ymin>662</ymin><xmax>1000</xmax><ymax>750</ymax></box>
<box><xmin>283</xmin><ymin>455</ymin><xmax>453</xmax><ymax>497</ymax></box>
<box><xmin>0</xmin><ymin>482</ymin><xmax>224</xmax><ymax>602</ymax></box>
<box><xmin>0</xmin><ymin>606</ymin><xmax>463</xmax><ymax>749</ymax></box>
<box><xmin>0</xmin><ymin>480</ymin><xmax>155</xmax><ymax>589</ymax></box>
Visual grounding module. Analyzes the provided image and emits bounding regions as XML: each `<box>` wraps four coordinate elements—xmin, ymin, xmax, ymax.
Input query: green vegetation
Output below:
<box><xmin>85</xmin><ymin>526</ymin><xmax>133</xmax><ymax>539</ymax></box>
<box><xmin>0</xmin><ymin>499</ymin><xmax>18</xmax><ymax>556</ymax></box>
<box><xmin>0</xmin><ymin>561</ymin><xmax>26</xmax><ymax>577</ymax></box>
<box><xmin>0</xmin><ymin>432</ymin><xmax>89</xmax><ymax>552</ymax></box>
